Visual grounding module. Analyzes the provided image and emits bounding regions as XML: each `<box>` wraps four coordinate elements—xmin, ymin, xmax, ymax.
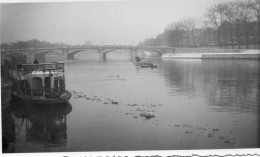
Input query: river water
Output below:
<box><xmin>2</xmin><ymin>51</ymin><xmax>260</xmax><ymax>152</ymax></box>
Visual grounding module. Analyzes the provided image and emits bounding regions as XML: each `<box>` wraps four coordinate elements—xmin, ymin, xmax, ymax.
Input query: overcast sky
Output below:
<box><xmin>1</xmin><ymin>0</ymin><xmax>231</xmax><ymax>45</ymax></box>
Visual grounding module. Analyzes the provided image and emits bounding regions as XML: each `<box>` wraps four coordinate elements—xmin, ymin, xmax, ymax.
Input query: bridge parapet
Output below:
<box><xmin>1</xmin><ymin>45</ymin><xmax>171</xmax><ymax>52</ymax></box>
<box><xmin>1</xmin><ymin>45</ymin><xmax>172</xmax><ymax>60</ymax></box>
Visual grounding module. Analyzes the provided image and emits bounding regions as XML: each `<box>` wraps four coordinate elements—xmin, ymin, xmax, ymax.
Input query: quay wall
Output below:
<box><xmin>162</xmin><ymin>49</ymin><xmax>260</xmax><ymax>59</ymax></box>
<box><xmin>201</xmin><ymin>53</ymin><xmax>260</xmax><ymax>59</ymax></box>
<box><xmin>174</xmin><ymin>48</ymin><xmax>246</xmax><ymax>53</ymax></box>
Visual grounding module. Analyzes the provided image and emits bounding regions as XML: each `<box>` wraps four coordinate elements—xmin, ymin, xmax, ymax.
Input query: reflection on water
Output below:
<box><xmin>2</xmin><ymin>101</ymin><xmax>72</xmax><ymax>153</ymax></box>
<box><xmin>162</xmin><ymin>59</ymin><xmax>259</xmax><ymax>113</ymax></box>
<box><xmin>2</xmin><ymin>103</ymin><xmax>15</xmax><ymax>152</ymax></box>
<box><xmin>202</xmin><ymin>60</ymin><xmax>259</xmax><ymax>113</ymax></box>
<box><xmin>2</xmin><ymin>52</ymin><xmax>260</xmax><ymax>152</ymax></box>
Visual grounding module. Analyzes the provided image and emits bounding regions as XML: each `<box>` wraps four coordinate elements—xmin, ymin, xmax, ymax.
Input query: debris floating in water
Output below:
<box><xmin>139</xmin><ymin>113</ymin><xmax>155</xmax><ymax>120</ymax></box>
<box><xmin>112</xmin><ymin>101</ymin><xmax>119</xmax><ymax>105</ymax></box>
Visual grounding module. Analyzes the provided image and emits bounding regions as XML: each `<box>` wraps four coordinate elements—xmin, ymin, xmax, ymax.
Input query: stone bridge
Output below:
<box><xmin>1</xmin><ymin>45</ymin><xmax>172</xmax><ymax>61</ymax></box>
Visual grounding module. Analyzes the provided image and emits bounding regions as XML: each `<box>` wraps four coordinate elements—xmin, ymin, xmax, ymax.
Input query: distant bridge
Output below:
<box><xmin>1</xmin><ymin>45</ymin><xmax>172</xmax><ymax>60</ymax></box>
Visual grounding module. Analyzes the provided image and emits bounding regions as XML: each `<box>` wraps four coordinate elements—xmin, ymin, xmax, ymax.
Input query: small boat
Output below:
<box><xmin>133</xmin><ymin>56</ymin><xmax>157</xmax><ymax>68</ymax></box>
<box><xmin>133</xmin><ymin>61</ymin><xmax>154</xmax><ymax>66</ymax></box>
<box><xmin>140</xmin><ymin>64</ymin><xmax>157</xmax><ymax>68</ymax></box>
<box><xmin>10</xmin><ymin>62</ymin><xmax>71</xmax><ymax>104</ymax></box>
<box><xmin>133</xmin><ymin>61</ymin><xmax>157</xmax><ymax>68</ymax></box>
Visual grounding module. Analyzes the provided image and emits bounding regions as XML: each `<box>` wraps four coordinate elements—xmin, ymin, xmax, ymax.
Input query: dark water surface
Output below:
<box><xmin>2</xmin><ymin>52</ymin><xmax>260</xmax><ymax>152</ymax></box>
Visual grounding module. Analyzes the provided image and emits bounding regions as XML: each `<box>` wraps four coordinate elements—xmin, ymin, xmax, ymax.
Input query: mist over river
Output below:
<box><xmin>2</xmin><ymin>51</ymin><xmax>259</xmax><ymax>152</ymax></box>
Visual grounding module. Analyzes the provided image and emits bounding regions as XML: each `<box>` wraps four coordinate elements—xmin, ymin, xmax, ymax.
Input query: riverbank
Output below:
<box><xmin>162</xmin><ymin>49</ymin><xmax>260</xmax><ymax>59</ymax></box>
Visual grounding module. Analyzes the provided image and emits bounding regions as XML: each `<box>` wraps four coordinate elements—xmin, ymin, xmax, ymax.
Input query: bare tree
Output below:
<box><xmin>190</xmin><ymin>18</ymin><xmax>199</xmax><ymax>47</ymax></box>
<box><xmin>240</xmin><ymin>1</ymin><xmax>254</xmax><ymax>49</ymax></box>
<box><xmin>180</xmin><ymin>17</ymin><xmax>199</xmax><ymax>47</ymax></box>
<box><xmin>165</xmin><ymin>22</ymin><xmax>183</xmax><ymax>53</ymax></box>
<box><xmin>205</xmin><ymin>3</ymin><xmax>226</xmax><ymax>48</ymax></box>
<box><xmin>180</xmin><ymin>17</ymin><xmax>191</xmax><ymax>47</ymax></box>
<box><xmin>228</xmin><ymin>1</ymin><xmax>253</xmax><ymax>49</ymax></box>
<box><xmin>138</xmin><ymin>0</ymin><xmax>259</xmax><ymax>50</ymax></box>
<box><xmin>249</xmin><ymin>0</ymin><xmax>260</xmax><ymax>49</ymax></box>
<box><xmin>200</xmin><ymin>21</ymin><xmax>215</xmax><ymax>46</ymax></box>
<box><xmin>222</xmin><ymin>2</ymin><xmax>236</xmax><ymax>48</ymax></box>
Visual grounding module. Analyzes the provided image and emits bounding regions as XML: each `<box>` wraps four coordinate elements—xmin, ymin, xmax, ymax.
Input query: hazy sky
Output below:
<box><xmin>1</xmin><ymin>0</ymin><xmax>230</xmax><ymax>45</ymax></box>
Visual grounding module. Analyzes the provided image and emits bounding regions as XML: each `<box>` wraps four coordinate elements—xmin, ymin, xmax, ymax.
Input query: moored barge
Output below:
<box><xmin>10</xmin><ymin>62</ymin><xmax>71</xmax><ymax>104</ymax></box>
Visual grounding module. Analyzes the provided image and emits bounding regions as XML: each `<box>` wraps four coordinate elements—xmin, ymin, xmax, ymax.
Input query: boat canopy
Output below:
<box><xmin>21</xmin><ymin>62</ymin><xmax>64</xmax><ymax>74</ymax></box>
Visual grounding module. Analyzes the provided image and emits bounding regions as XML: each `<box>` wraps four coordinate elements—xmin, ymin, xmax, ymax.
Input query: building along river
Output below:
<box><xmin>2</xmin><ymin>50</ymin><xmax>259</xmax><ymax>152</ymax></box>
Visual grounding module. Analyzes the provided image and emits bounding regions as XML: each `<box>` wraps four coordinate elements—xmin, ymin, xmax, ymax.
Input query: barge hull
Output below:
<box><xmin>11</xmin><ymin>90</ymin><xmax>72</xmax><ymax>105</ymax></box>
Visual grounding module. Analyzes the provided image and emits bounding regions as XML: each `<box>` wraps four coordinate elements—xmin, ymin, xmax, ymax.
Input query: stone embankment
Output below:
<box><xmin>162</xmin><ymin>49</ymin><xmax>260</xmax><ymax>59</ymax></box>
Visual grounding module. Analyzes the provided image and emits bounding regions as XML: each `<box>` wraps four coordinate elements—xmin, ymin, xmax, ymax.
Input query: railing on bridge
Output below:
<box><xmin>1</xmin><ymin>45</ymin><xmax>171</xmax><ymax>52</ymax></box>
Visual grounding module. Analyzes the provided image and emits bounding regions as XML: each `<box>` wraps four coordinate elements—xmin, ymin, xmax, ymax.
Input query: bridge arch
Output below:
<box><xmin>103</xmin><ymin>48</ymin><xmax>133</xmax><ymax>54</ymax></box>
<box><xmin>103</xmin><ymin>50</ymin><xmax>115</xmax><ymax>54</ymax></box>
<box><xmin>101</xmin><ymin>48</ymin><xmax>136</xmax><ymax>59</ymax></box>
<box><xmin>67</xmin><ymin>50</ymin><xmax>86</xmax><ymax>59</ymax></box>
<box><xmin>36</xmin><ymin>50</ymin><xmax>56</xmax><ymax>55</ymax></box>
<box><xmin>137</xmin><ymin>49</ymin><xmax>165</xmax><ymax>57</ymax></box>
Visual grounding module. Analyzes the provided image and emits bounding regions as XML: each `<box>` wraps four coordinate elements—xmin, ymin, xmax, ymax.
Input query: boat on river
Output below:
<box><xmin>133</xmin><ymin>56</ymin><xmax>157</xmax><ymax>68</ymax></box>
<box><xmin>133</xmin><ymin>62</ymin><xmax>157</xmax><ymax>68</ymax></box>
<box><xmin>10</xmin><ymin>62</ymin><xmax>71</xmax><ymax>104</ymax></box>
<box><xmin>133</xmin><ymin>61</ymin><xmax>154</xmax><ymax>66</ymax></box>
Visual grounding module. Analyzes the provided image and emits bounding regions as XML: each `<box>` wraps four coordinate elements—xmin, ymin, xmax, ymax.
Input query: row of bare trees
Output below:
<box><xmin>139</xmin><ymin>0</ymin><xmax>260</xmax><ymax>49</ymax></box>
<box><xmin>1</xmin><ymin>39</ymin><xmax>68</xmax><ymax>50</ymax></box>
